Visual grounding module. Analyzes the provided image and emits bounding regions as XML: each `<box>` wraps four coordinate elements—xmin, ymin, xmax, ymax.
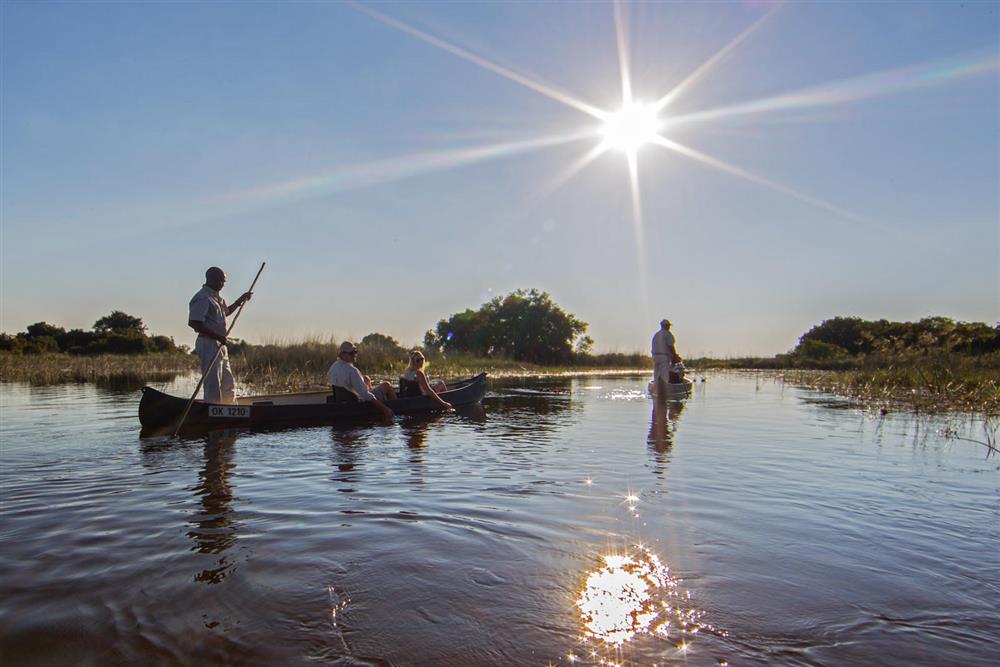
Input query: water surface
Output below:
<box><xmin>1</xmin><ymin>374</ymin><xmax>997</xmax><ymax>666</ymax></box>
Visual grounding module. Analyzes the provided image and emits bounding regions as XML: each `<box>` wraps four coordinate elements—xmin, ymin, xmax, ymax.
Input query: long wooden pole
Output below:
<box><xmin>173</xmin><ymin>262</ymin><xmax>266</xmax><ymax>436</ymax></box>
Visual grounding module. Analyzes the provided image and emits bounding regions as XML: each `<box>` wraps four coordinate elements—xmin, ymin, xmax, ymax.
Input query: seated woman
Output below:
<box><xmin>399</xmin><ymin>350</ymin><xmax>453</xmax><ymax>410</ymax></box>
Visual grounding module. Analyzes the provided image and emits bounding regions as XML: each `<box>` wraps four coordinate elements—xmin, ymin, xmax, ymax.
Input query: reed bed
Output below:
<box><xmin>0</xmin><ymin>352</ymin><xmax>196</xmax><ymax>385</ymax></box>
<box><xmin>229</xmin><ymin>337</ymin><xmax>649</xmax><ymax>392</ymax></box>
<box><xmin>776</xmin><ymin>356</ymin><xmax>1000</xmax><ymax>415</ymax></box>
<box><xmin>4</xmin><ymin>344</ymin><xmax>996</xmax><ymax>416</ymax></box>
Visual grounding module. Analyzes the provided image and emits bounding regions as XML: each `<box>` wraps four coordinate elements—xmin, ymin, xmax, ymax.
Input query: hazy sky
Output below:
<box><xmin>3</xmin><ymin>1</ymin><xmax>998</xmax><ymax>356</ymax></box>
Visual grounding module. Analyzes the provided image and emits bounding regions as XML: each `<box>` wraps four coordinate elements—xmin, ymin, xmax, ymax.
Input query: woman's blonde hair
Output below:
<box><xmin>408</xmin><ymin>349</ymin><xmax>425</xmax><ymax>368</ymax></box>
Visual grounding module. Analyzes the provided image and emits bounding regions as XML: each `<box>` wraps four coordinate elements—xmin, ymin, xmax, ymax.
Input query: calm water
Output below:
<box><xmin>1</xmin><ymin>373</ymin><xmax>998</xmax><ymax>666</ymax></box>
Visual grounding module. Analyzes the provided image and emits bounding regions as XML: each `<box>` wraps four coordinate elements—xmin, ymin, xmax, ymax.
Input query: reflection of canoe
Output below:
<box><xmin>647</xmin><ymin>377</ymin><xmax>693</xmax><ymax>399</ymax></box>
<box><xmin>139</xmin><ymin>373</ymin><xmax>488</xmax><ymax>431</ymax></box>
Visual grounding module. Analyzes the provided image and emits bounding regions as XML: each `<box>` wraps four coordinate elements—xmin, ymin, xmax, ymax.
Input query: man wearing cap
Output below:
<box><xmin>188</xmin><ymin>266</ymin><xmax>252</xmax><ymax>404</ymax></box>
<box><xmin>327</xmin><ymin>341</ymin><xmax>396</xmax><ymax>419</ymax></box>
<box><xmin>651</xmin><ymin>319</ymin><xmax>679</xmax><ymax>390</ymax></box>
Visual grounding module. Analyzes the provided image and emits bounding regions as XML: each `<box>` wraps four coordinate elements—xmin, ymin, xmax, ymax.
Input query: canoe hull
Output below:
<box><xmin>139</xmin><ymin>373</ymin><xmax>488</xmax><ymax>432</ymax></box>
<box><xmin>647</xmin><ymin>377</ymin><xmax>693</xmax><ymax>400</ymax></box>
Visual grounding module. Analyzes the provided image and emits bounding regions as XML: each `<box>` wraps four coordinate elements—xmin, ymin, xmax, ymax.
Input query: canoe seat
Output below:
<box><xmin>398</xmin><ymin>376</ymin><xmax>422</xmax><ymax>398</ymax></box>
<box><xmin>329</xmin><ymin>386</ymin><xmax>359</xmax><ymax>403</ymax></box>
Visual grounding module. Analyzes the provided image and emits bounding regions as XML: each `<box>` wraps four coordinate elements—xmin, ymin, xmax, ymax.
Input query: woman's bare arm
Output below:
<box><xmin>417</xmin><ymin>370</ymin><xmax>453</xmax><ymax>410</ymax></box>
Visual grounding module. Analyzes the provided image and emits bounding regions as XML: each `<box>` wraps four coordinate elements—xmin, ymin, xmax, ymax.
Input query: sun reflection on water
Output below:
<box><xmin>575</xmin><ymin>545</ymin><xmax>721</xmax><ymax>662</ymax></box>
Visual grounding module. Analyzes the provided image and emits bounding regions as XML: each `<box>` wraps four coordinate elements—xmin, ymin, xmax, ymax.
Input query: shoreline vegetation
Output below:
<box><xmin>1</xmin><ymin>344</ymin><xmax>997</xmax><ymax>416</ymax></box>
<box><xmin>1</xmin><ymin>299</ymin><xmax>997</xmax><ymax>415</ymax></box>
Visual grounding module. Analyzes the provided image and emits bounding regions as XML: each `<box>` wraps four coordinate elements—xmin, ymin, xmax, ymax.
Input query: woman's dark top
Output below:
<box><xmin>398</xmin><ymin>372</ymin><xmax>423</xmax><ymax>398</ymax></box>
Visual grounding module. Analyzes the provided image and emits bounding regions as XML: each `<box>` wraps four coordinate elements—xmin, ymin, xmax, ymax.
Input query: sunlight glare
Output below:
<box><xmin>600</xmin><ymin>102</ymin><xmax>663</xmax><ymax>154</ymax></box>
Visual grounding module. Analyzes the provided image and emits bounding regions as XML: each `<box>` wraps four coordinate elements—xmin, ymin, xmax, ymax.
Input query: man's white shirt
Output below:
<box><xmin>188</xmin><ymin>286</ymin><xmax>227</xmax><ymax>338</ymax></box>
<box><xmin>327</xmin><ymin>358</ymin><xmax>377</xmax><ymax>402</ymax></box>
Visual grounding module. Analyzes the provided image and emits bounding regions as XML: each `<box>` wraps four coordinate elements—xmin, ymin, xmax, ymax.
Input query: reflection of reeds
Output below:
<box><xmin>0</xmin><ymin>352</ymin><xmax>195</xmax><ymax>385</ymax></box>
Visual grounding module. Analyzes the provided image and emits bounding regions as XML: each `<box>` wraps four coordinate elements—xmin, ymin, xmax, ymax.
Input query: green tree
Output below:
<box><xmin>25</xmin><ymin>322</ymin><xmax>66</xmax><ymax>339</ymax></box>
<box><xmin>361</xmin><ymin>332</ymin><xmax>406</xmax><ymax>355</ymax></box>
<box><xmin>794</xmin><ymin>316</ymin><xmax>1000</xmax><ymax>358</ymax></box>
<box><xmin>797</xmin><ymin>317</ymin><xmax>867</xmax><ymax>355</ymax></box>
<box><xmin>427</xmin><ymin>289</ymin><xmax>588</xmax><ymax>364</ymax></box>
<box><xmin>93</xmin><ymin>311</ymin><xmax>146</xmax><ymax>334</ymax></box>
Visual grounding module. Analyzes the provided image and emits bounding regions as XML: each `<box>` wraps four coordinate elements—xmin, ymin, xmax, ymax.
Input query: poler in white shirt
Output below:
<box><xmin>187</xmin><ymin>267</ymin><xmax>252</xmax><ymax>404</ymax></box>
<box><xmin>651</xmin><ymin>319</ymin><xmax>679</xmax><ymax>389</ymax></box>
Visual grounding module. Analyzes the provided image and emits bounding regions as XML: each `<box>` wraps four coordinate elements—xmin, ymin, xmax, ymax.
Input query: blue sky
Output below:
<box><xmin>2</xmin><ymin>1</ymin><xmax>998</xmax><ymax>356</ymax></box>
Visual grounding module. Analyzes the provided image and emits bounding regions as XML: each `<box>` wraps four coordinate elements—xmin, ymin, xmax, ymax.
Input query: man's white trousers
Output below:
<box><xmin>195</xmin><ymin>337</ymin><xmax>235</xmax><ymax>404</ymax></box>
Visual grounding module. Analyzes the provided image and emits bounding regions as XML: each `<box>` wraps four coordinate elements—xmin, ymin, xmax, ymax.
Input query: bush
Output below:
<box><xmin>87</xmin><ymin>333</ymin><xmax>148</xmax><ymax>355</ymax></box>
<box><xmin>21</xmin><ymin>336</ymin><xmax>60</xmax><ymax>354</ymax></box>
<box><xmin>794</xmin><ymin>339</ymin><xmax>849</xmax><ymax>361</ymax></box>
<box><xmin>56</xmin><ymin>329</ymin><xmax>98</xmax><ymax>351</ymax></box>
<box><xmin>148</xmin><ymin>335</ymin><xmax>179</xmax><ymax>353</ymax></box>
<box><xmin>0</xmin><ymin>333</ymin><xmax>20</xmax><ymax>352</ymax></box>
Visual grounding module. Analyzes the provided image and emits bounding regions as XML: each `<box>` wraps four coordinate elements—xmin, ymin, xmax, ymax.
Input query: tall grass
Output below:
<box><xmin>776</xmin><ymin>352</ymin><xmax>1000</xmax><ymax>414</ymax></box>
<box><xmin>227</xmin><ymin>337</ymin><xmax>650</xmax><ymax>391</ymax></box>
<box><xmin>0</xmin><ymin>352</ymin><xmax>196</xmax><ymax>385</ymax></box>
<box><xmin>4</xmin><ymin>341</ymin><xmax>996</xmax><ymax>414</ymax></box>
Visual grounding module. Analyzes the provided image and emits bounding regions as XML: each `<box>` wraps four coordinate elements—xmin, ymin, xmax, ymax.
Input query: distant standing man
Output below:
<box><xmin>328</xmin><ymin>341</ymin><xmax>396</xmax><ymax>419</ymax></box>
<box><xmin>652</xmin><ymin>319</ymin><xmax>679</xmax><ymax>389</ymax></box>
<box><xmin>188</xmin><ymin>267</ymin><xmax>252</xmax><ymax>404</ymax></box>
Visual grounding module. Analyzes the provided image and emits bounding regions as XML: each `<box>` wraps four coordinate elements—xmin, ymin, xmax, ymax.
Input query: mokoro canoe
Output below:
<box><xmin>139</xmin><ymin>373</ymin><xmax>488</xmax><ymax>431</ymax></box>
<box><xmin>647</xmin><ymin>377</ymin><xmax>693</xmax><ymax>400</ymax></box>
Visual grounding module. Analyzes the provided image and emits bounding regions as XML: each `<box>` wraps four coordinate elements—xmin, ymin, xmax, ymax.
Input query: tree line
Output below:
<box><xmin>5</xmin><ymin>297</ymin><xmax>996</xmax><ymax>368</ymax></box>
<box><xmin>0</xmin><ymin>290</ymin><xmax>606</xmax><ymax>366</ymax></box>
<box><xmin>791</xmin><ymin>316</ymin><xmax>1000</xmax><ymax>361</ymax></box>
<box><xmin>0</xmin><ymin>311</ymin><xmax>181</xmax><ymax>355</ymax></box>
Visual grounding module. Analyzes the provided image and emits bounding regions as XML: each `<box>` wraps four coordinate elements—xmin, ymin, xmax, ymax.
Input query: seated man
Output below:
<box><xmin>327</xmin><ymin>341</ymin><xmax>395</xmax><ymax>419</ymax></box>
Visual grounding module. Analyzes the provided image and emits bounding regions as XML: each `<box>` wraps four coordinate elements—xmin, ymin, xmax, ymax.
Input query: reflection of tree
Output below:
<box><xmin>188</xmin><ymin>428</ymin><xmax>239</xmax><ymax>584</ymax></box>
<box><xmin>648</xmin><ymin>399</ymin><xmax>685</xmax><ymax>471</ymax></box>
<box><xmin>484</xmin><ymin>376</ymin><xmax>580</xmax><ymax>441</ymax></box>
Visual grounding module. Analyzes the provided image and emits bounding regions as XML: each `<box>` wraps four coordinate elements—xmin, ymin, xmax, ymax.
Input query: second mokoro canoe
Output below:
<box><xmin>139</xmin><ymin>373</ymin><xmax>488</xmax><ymax>432</ymax></box>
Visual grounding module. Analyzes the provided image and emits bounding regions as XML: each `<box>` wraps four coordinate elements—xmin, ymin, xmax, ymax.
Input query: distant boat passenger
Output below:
<box><xmin>651</xmin><ymin>319</ymin><xmax>681</xmax><ymax>388</ymax></box>
<box><xmin>187</xmin><ymin>266</ymin><xmax>252</xmax><ymax>404</ymax></box>
<box><xmin>328</xmin><ymin>341</ymin><xmax>397</xmax><ymax>419</ymax></box>
<box><xmin>399</xmin><ymin>350</ymin><xmax>453</xmax><ymax>411</ymax></box>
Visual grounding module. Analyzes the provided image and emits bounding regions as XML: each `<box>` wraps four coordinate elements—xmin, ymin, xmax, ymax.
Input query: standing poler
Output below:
<box><xmin>187</xmin><ymin>267</ymin><xmax>252</xmax><ymax>404</ymax></box>
<box><xmin>651</xmin><ymin>319</ymin><xmax>679</xmax><ymax>390</ymax></box>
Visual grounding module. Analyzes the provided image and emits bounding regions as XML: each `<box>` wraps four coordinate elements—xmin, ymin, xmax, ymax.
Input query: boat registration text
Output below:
<box><xmin>209</xmin><ymin>405</ymin><xmax>250</xmax><ymax>419</ymax></box>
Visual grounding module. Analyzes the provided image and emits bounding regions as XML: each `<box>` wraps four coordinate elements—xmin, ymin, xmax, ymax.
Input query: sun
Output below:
<box><xmin>599</xmin><ymin>101</ymin><xmax>663</xmax><ymax>155</ymax></box>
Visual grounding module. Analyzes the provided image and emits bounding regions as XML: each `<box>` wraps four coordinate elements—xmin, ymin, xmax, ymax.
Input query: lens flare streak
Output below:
<box><xmin>667</xmin><ymin>49</ymin><xmax>1000</xmax><ymax>127</ymax></box>
<box><xmin>217</xmin><ymin>132</ymin><xmax>591</xmax><ymax>205</ymax></box>
<box><xmin>653</xmin><ymin>5</ymin><xmax>781</xmax><ymax>113</ymax></box>
<box><xmin>221</xmin><ymin>3</ymin><xmax>996</xmax><ymax>276</ymax></box>
<box><xmin>350</xmin><ymin>1</ymin><xmax>605</xmax><ymax>119</ymax></box>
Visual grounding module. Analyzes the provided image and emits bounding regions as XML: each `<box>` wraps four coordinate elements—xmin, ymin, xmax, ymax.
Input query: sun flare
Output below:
<box><xmin>599</xmin><ymin>101</ymin><xmax>664</xmax><ymax>154</ymax></box>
